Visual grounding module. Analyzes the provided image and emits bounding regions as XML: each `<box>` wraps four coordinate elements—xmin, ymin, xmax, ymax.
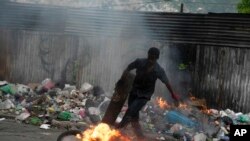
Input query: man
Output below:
<box><xmin>116</xmin><ymin>47</ymin><xmax>180</xmax><ymax>139</ymax></box>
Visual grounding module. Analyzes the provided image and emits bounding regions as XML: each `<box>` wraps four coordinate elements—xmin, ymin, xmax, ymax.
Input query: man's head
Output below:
<box><xmin>147</xmin><ymin>47</ymin><xmax>160</xmax><ymax>65</ymax></box>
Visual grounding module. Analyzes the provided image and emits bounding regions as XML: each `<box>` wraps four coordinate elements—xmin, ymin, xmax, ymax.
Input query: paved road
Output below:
<box><xmin>0</xmin><ymin>119</ymin><xmax>65</xmax><ymax>141</ymax></box>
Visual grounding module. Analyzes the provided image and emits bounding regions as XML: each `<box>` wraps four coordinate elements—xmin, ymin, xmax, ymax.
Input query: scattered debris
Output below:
<box><xmin>0</xmin><ymin>79</ymin><xmax>250</xmax><ymax>141</ymax></box>
<box><xmin>40</xmin><ymin>124</ymin><xmax>51</xmax><ymax>130</ymax></box>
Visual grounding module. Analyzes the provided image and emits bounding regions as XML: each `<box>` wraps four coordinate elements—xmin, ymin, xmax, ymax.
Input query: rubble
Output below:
<box><xmin>0</xmin><ymin>79</ymin><xmax>250</xmax><ymax>141</ymax></box>
<box><xmin>0</xmin><ymin>81</ymin><xmax>16</xmax><ymax>95</ymax></box>
<box><xmin>0</xmin><ymin>117</ymin><xmax>6</xmax><ymax>121</ymax></box>
<box><xmin>51</xmin><ymin>119</ymin><xmax>89</xmax><ymax>130</ymax></box>
<box><xmin>80</xmin><ymin>82</ymin><xmax>93</xmax><ymax>93</ymax></box>
<box><xmin>193</xmin><ymin>133</ymin><xmax>207</xmax><ymax>141</ymax></box>
<box><xmin>40</xmin><ymin>124</ymin><xmax>51</xmax><ymax>129</ymax></box>
<box><xmin>0</xmin><ymin>99</ymin><xmax>15</xmax><ymax>109</ymax></box>
<box><xmin>15</xmin><ymin>111</ymin><xmax>30</xmax><ymax>121</ymax></box>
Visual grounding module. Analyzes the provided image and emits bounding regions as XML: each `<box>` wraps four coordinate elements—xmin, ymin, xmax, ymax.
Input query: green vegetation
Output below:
<box><xmin>237</xmin><ymin>0</ymin><xmax>250</xmax><ymax>13</ymax></box>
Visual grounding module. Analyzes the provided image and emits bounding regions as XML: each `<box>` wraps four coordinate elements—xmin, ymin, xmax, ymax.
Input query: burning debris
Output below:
<box><xmin>1</xmin><ymin>79</ymin><xmax>250</xmax><ymax>141</ymax></box>
<box><xmin>156</xmin><ymin>97</ymin><xmax>171</xmax><ymax>109</ymax></box>
<box><xmin>76</xmin><ymin>123</ymin><xmax>130</xmax><ymax>141</ymax></box>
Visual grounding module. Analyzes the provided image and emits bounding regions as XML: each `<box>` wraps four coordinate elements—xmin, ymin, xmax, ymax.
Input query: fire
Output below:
<box><xmin>76</xmin><ymin>123</ymin><xmax>131</xmax><ymax>141</ymax></box>
<box><xmin>155</xmin><ymin>97</ymin><xmax>188</xmax><ymax>110</ymax></box>
<box><xmin>190</xmin><ymin>96</ymin><xmax>196</xmax><ymax>101</ymax></box>
<box><xmin>201</xmin><ymin>105</ymin><xmax>212</xmax><ymax>115</ymax></box>
<box><xmin>156</xmin><ymin>97</ymin><xmax>171</xmax><ymax>109</ymax></box>
<box><xmin>204</xmin><ymin>109</ymin><xmax>212</xmax><ymax>115</ymax></box>
<box><xmin>178</xmin><ymin>103</ymin><xmax>188</xmax><ymax>109</ymax></box>
<box><xmin>189</xmin><ymin>95</ymin><xmax>212</xmax><ymax>114</ymax></box>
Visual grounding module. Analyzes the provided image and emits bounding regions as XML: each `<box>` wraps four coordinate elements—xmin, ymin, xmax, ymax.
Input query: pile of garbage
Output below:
<box><xmin>139</xmin><ymin>96</ymin><xmax>250</xmax><ymax>141</ymax></box>
<box><xmin>1</xmin><ymin>79</ymin><xmax>250</xmax><ymax>141</ymax></box>
<box><xmin>0</xmin><ymin>79</ymin><xmax>110</xmax><ymax>130</ymax></box>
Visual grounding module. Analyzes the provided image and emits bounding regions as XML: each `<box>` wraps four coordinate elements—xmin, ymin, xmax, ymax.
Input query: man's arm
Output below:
<box><xmin>165</xmin><ymin>83</ymin><xmax>179</xmax><ymax>101</ymax></box>
<box><xmin>117</xmin><ymin>59</ymin><xmax>138</xmax><ymax>86</ymax></box>
<box><xmin>120</xmin><ymin>68</ymin><xmax>130</xmax><ymax>81</ymax></box>
<box><xmin>158</xmin><ymin>68</ymin><xmax>180</xmax><ymax>102</ymax></box>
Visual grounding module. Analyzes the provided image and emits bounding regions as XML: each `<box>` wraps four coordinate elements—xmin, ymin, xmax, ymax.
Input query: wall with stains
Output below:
<box><xmin>0</xmin><ymin>29</ymin><xmax>185</xmax><ymax>100</ymax></box>
<box><xmin>1</xmin><ymin>2</ymin><xmax>250</xmax><ymax>112</ymax></box>
<box><xmin>194</xmin><ymin>46</ymin><xmax>250</xmax><ymax>112</ymax></box>
<box><xmin>1</xmin><ymin>31</ymin><xmax>250</xmax><ymax>112</ymax></box>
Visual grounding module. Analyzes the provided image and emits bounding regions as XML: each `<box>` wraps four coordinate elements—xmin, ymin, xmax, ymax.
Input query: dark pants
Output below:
<box><xmin>117</xmin><ymin>94</ymin><xmax>148</xmax><ymax>137</ymax></box>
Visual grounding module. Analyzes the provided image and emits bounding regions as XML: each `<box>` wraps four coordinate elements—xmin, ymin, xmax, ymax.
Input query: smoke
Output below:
<box><xmin>10</xmin><ymin>0</ymin><xmax>241</xmax><ymax>13</ymax></box>
<box><xmin>10</xmin><ymin>0</ymin><xmax>178</xmax><ymax>12</ymax></box>
<box><xmin>152</xmin><ymin>42</ymin><xmax>194</xmax><ymax>101</ymax></box>
<box><xmin>0</xmin><ymin>0</ymin><xmax>191</xmax><ymax>102</ymax></box>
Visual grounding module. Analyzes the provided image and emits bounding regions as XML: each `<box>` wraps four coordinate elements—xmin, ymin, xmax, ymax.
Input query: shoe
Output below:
<box><xmin>116</xmin><ymin>116</ymin><xmax>131</xmax><ymax>129</ymax></box>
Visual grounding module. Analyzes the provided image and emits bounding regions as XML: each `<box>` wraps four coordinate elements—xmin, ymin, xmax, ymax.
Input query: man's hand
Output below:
<box><xmin>166</xmin><ymin>84</ymin><xmax>180</xmax><ymax>101</ymax></box>
<box><xmin>171</xmin><ymin>93</ymin><xmax>180</xmax><ymax>101</ymax></box>
<box><xmin>171</xmin><ymin>93</ymin><xmax>180</xmax><ymax>107</ymax></box>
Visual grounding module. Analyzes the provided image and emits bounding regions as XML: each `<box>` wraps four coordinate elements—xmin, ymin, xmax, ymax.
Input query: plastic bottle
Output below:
<box><xmin>165</xmin><ymin>110</ymin><xmax>198</xmax><ymax>127</ymax></box>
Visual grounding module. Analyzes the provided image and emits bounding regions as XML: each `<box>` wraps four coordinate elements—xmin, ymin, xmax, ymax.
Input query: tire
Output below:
<box><xmin>57</xmin><ymin>130</ymin><xmax>82</xmax><ymax>141</ymax></box>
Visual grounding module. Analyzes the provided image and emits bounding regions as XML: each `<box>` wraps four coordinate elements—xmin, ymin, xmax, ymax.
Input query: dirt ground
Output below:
<box><xmin>0</xmin><ymin>118</ymin><xmax>177</xmax><ymax>141</ymax></box>
<box><xmin>0</xmin><ymin>119</ymin><xmax>65</xmax><ymax>141</ymax></box>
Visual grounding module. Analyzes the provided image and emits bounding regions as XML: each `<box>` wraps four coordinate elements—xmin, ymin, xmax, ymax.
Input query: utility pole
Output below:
<box><xmin>180</xmin><ymin>3</ymin><xmax>184</xmax><ymax>13</ymax></box>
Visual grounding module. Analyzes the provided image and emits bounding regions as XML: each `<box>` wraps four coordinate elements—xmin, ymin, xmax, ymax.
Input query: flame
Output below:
<box><xmin>190</xmin><ymin>96</ymin><xmax>196</xmax><ymax>101</ymax></box>
<box><xmin>201</xmin><ymin>106</ymin><xmax>212</xmax><ymax>115</ymax></box>
<box><xmin>77</xmin><ymin>123</ymin><xmax>131</xmax><ymax>141</ymax></box>
<box><xmin>156</xmin><ymin>97</ymin><xmax>171</xmax><ymax>109</ymax></box>
<box><xmin>178</xmin><ymin>103</ymin><xmax>188</xmax><ymax>109</ymax></box>
<box><xmin>204</xmin><ymin>109</ymin><xmax>212</xmax><ymax>115</ymax></box>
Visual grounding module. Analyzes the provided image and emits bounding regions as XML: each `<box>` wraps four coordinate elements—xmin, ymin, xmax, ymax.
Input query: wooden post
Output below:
<box><xmin>180</xmin><ymin>3</ymin><xmax>184</xmax><ymax>13</ymax></box>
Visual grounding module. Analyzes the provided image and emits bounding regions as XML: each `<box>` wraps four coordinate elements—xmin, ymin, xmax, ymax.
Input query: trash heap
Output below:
<box><xmin>1</xmin><ymin>79</ymin><xmax>250</xmax><ymax>141</ymax></box>
<box><xmin>139</xmin><ymin>96</ymin><xmax>250</xmax><ymax>141</ymax></box>
<box><xmin>0</xmin><ymin>79</ymin><xmax>110</xmax><ymax>131</ymax></box>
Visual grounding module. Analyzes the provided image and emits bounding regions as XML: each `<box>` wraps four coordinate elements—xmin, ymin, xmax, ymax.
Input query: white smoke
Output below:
<box><xmin>2</xmin><ymin>0</ymin><xmax>189</xmax><ymax>100</ymax></box>
<box><xmin>10</xmin><ymin>0</ymin><xmax>178</xmax><ymax>12</ymax></box>
<box><xmin>10</xmin><ymin>0</ymin><xmax>240</xmax><ymax>13</ymax></box>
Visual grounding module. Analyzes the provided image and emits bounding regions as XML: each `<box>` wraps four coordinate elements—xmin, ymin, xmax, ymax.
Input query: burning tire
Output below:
<box><xmin>57</xmin><ymin>130</ymin><xmax>82</xmax><ymax>141</ymax></box>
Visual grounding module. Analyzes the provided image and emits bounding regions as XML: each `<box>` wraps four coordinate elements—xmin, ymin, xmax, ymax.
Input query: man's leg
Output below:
<box><xmin>131</xmin><ymin>117</ymin><xmax>144</xmax><ymax>138</ymax></box>
<box><xmin>117</xmin><ymin>97</ymin><xmax>147</xmax><ymax>129</ymax></box>
<box><xmin>116</xmin><ymin>94</ymin><xmax>136</xmax><ymax>128</ymax></box>
<box><xmin>130</xmin><ymin>98</ymin><xmax>147</xmax><ymax>139</ymax></box>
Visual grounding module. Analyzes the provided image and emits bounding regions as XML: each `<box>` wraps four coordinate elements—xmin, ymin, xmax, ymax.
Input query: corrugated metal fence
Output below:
<box><xmin>194</xmin><ymin>46</ymin><xmax>250</xmax><ymax>112</ymax></box>
<box><xmin>1</xmin><ymin>2</ymin><xmax>250</xmax><ymax>112</ymax></box>
<box><xmin>1</xmin><ymin>2</ymin><xmax>250</xmax><ymax>47</ymax></box>
<box><xmin>0</xmin><ymin>29</ymin><xmax>170</xmax><ymax>95</ymax></box>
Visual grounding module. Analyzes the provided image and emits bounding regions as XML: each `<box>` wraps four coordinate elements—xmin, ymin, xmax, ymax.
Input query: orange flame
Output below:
<box><xmin>204</xmin><ymin>109</ymin><xmax>212</xmax><ymax>115</ymax></box>
<box><xmin>77</xmin><ymin>123</ymin><xmax>131</xmax><ymax>141</ymax></box>
<box><xmin>178</xmin><ymin>103</ymin><xmax>188</xmax><ymax>109</ymax></box>
<box><xmin>156</xmin><ymin>97</ymin><xmax>171</xmax><ymax>109</ymax></box>
<box><xmin>190</xmin><ymin>96</ymin><xmax>196</xmax><ymax>101</ymax></box>
<box><xmin>201</xmin><ymin>105</ymin><xmax>212</xmax><ymax>115</ymax></box>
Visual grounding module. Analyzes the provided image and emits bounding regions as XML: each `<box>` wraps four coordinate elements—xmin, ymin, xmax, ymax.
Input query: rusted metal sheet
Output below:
<box><xmin>194</xmin><ymin>46</ymin><xmax>250</xmax><ymax>112</ymax></box>
<box><xmin>0</xmin><ymin>29</ymin><xmax>78</xmax><ymax>84</ymax></box>
<box><xmin>0</xmin><ymin>29</ymin><xmax>168</xmax><ymax>93</ymax></box>
<box><xmin>1</xmin><ymin>2</ymin><xmax>250</xmax><ymax>112</ymax></box>
<box><xmin>0</xmin><ymin>29</ymin><xmax>13</xmax><ymax>81</ymax></box>
<box><xmin>0</xmin><ymin>2</ymin><xmax>250</xmax><ymax>48</ymax></box>
<box><xmin>0</xmin><ymin>29</ymin><xmax>249</xmax><ymax>112</ymax></box>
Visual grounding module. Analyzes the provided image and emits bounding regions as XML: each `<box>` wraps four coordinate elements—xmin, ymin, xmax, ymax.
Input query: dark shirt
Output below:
<box><xmin>127</xmin><ymin>58</ymin><xmax>169</xmax><ymax>99</ymax></box>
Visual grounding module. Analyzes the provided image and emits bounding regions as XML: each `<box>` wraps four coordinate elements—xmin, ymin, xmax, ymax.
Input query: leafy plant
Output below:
<box><xmin>237</xmin><ymin>0</ymin><xmax>250</xmax><ymax>13</ymax></box>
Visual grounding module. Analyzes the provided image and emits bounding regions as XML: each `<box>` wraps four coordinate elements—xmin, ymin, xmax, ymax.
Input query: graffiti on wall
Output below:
<box><xmin>38</xmin><ymin>36</ymin><xmax>55</xmax><ymax>79</ymax></box>
<box><xmin>38</xmin><ymin>36</ymin><xmax>93</xmax><ymax>85</ymax></box>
